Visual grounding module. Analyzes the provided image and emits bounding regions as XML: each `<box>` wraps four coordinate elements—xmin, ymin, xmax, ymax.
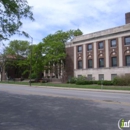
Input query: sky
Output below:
<box><xmin>1</xmin><ymin>0</ymin><xmax>130</xmax><ymax>52</ymax></box>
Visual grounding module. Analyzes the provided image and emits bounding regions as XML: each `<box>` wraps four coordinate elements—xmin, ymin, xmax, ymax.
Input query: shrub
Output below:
<box><xmin>97</xmin><ymin>80</ymin><xmax>113</xmax><ymax>85</ymax></box>
<box><xmin>76</xmin><ymin>76</ymin><xmax>87</xmax><ymax>85</ymax></box>
<box><xmin>113</xmin><ymin>75</ymin><xmax>130</xmax><ymax>86</ymax></box>
<box><xmin>69</xmin><ymin>77</ymin><xmax>77</xmax><ymax>84</ymax></box>
<box><xmin>29</xmin><ymin>73</ymin><xmax>37</xmax><ymax>79</ymax></box>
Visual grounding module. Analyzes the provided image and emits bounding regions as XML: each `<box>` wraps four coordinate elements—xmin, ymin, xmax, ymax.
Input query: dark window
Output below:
<box><xmin>78</xmin><ymin>60</ymin><xmax>82</xmax><ymax>69</ymax></box>
<box><xmin>124</xmin><ymin>37</ymin><xmax>130</xmax><ymax>45</ymax></box>
<box><xmin>99</xmin><ymin>58</ymin><xmax>104</xmax><ymax>67</ymax></box>
<box><xmin>87</xmin><ymin>44</ymin><xmax>92</xmax><ymax>51</ymax></box>
<box><xmin>111</xmin><ymin>57</ymin><xmax>117</xmax><ymax>66</ymax></box>
<box><xmin>78</xmin><ymin>75</ymin><xmax>82</xmax><ymax>77</ymax></box>
<box><xmin>99</xmin><ymin>74</ymin><xmax>104</xmax><ymax>80</ymax></box>
<box><xmin>78</xmin><ymin>46</ymin><xmax>82</xmax><ymax>52</ymax></box>
<box><xmin>111</xmin><ymin>39</ymin><xmax>116</xmax><ymax>47</ymax></box>
<box><xmin>98</xmin><ymin>42</ymin><xmax>104</xmax><ymax>49</ymax></box>
<box><xmin>88</xmin><ymin>59</ymin><xmax>93</xmax><ymax>68</ymax></box>
<box><xmin>111</xmin><ymin>74</ymin><xmax>117</xmax><ymax>80</ymax></box>
<box><xmin>125</xmin><ymin>55</ymin><xmax>130</xmax><ymax>66</ymax></box>
<box><xmin>87</xmin><ymin>74</ymin><xmax>92</xmax><ymax>80</ymax></box>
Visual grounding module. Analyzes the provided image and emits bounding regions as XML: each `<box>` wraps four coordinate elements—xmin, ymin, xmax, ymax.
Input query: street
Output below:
<box><xmin>0</xmin><ymin>84</ymin><xmax>130</xmax><ymax>130</ymax></box>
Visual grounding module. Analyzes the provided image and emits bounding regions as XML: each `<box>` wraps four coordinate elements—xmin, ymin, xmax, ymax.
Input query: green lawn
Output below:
<box><xmin>0</xmin><ymin>81</ymin><xmax>130</xmax><ymax>91</ymax></box>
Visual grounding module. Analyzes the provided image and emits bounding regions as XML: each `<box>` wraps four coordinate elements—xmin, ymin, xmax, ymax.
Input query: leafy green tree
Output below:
<box><xmin>27</xmin><ymin>29</ymin><xmax>83</xmax><ymax>79</ymax></box>
<box><xmin>0</xmin><ymin>0</ymin><xmax>34</xmax><ymax>41</ymax></box>
<box><xmin>4</xmin><ymin>40</ymin><xmax>30</xmax><ymax>78</ymax></box>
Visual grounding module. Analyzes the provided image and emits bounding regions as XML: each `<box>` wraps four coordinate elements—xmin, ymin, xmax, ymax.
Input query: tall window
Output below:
<box><xmin>111</xmin><ymin>57</ymin><xmax>117</xmax><ymax>67</ymax></box>
<box><xmin>78</xmin><ymin>46</ymin><xmax>82</xmax><ymax>52</ymax></box>
<box><xmin>99</xmin><ymin>58</ymin><xmax>104</xmax><ymax>67</ymax></box>
<box><xmin>125</xmin><ymin>55</ymin><xmax>130</xmax><ymax>66</ymax></box>
<box><xmin>98</xmin><ymin>42</ymin><xmax>104</xmax><ymax>49</ymax></box>
<box><xmin>111</xmin><ymin>39</ymin><xmax>116</xmax><ymax>47</ymax></box>
<box><xmin>124</xmin><ymin>37</ymin><xmax>130</xmax><ymax>45</ymax></box>
<box><xmin>78</xmin><ymin>60</ymin><xmax>82</xmax><ymax>69</ymax></box>
<box><xmin>88</xmin><ymin>59</ymin><xmax>93</xmax><ymax>68</ymax></box>
<box><xmin>87</xmin><ymin>44</ymin><xmax>92</xmax><ymax>51</ymax></box>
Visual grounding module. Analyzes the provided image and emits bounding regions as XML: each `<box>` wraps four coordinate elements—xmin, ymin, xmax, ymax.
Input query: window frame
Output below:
<box><xmin>124</xmin><ymin>36</ymin><xmax>130</xmax><ymax>45</ymax></box>
<box><xmin>110</xmin><ymin>39</ymin><xmax>117</xmax><ymax>47</ymax></box>
<box><xmin>87</xmin><ymin>43</ymin><xmax>92</xmax><ymax>51</ymax></box>
<box><xmin>99</xmin><ymin>74</ymin><xmax>104</xmax><ymax>80</ymax></box>
<box><xmin>77</xmin><ymin>45</ymin><xmax>82</xmax><ymax>52</ymax></box>
<box><xmin>125</xmin><ymin>55</ymin><xmax>130</xmax><ymax>66</ymax></box>
<box><xmin>88</xmin><ymin>59</ymin><xmax>93</xmax><ymax>68</ymax></box>
<box><xmin>98</xmin><ymin>42</ymin><xmax>104</xmax><ymax>49</ymax></box>
<box><xmin>99</xmin><ymin>58</ymin><xmax>104</xmax><ymax>67</ymax></box>
<box><xmin>78</xmin><ymin>60</ymin><xmax>82</xmax><ymax>69</ymax></box>
<box><xmin>111</xmin><ymin>57</ymin><xmax>117</xmax><ymax>67</ymax></box>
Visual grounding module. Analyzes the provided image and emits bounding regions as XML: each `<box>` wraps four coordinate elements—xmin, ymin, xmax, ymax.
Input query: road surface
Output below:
<box><xmin>0</xmin><ymin>84</ymin><xmax>130</xmax><ymax>130</ymax></box>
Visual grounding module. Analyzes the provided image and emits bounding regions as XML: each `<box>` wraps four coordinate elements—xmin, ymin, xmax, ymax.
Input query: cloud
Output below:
<box><xmin>2</xmin><ymin>0</ymin><xmax>130</xmax><ymax>47</ymax></box>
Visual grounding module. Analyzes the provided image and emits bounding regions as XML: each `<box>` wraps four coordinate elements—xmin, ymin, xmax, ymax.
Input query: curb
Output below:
<box><xmin>34</xmin><ymin>85</ymin><xmax>130</xmax><ymax>94</ymax></box>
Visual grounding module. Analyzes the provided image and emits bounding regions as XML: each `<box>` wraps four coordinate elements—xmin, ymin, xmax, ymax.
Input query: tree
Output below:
<box><xmin>26</xmin><ymin>29</ymin><xmax>83</xmax><ymax>79</ymax></box>
<box><xmin>0</xmin><ymin>0</ymin><xmax>34</xmax><ymax>41</ymax></box>
<box><xmin>4</xmin><ymin>40</ymin><xmax>30</xmax><ymax>78</ymax></box>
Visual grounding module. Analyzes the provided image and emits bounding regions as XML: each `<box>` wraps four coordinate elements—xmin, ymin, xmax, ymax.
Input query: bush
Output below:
<box><xmin>29</xmin><ymin>73</ymin><xmax>37</xmax><ymax>79</ymax></box>
<box><xmin>76</xmin><ymin>76</ymin><xmax>87</xmax><ymax>85</ymax></box>
<box><xmin>113</xmin><ymin>75</ymin><xmax>130</xmax><ymax>86</ymax></box>
<box><xmin>97</xmin><ymin>80</ymin><xmax>113</xmax><ymax>85</ymax></box>
<box><xmin>69</xmin><ymin>77</ymin><xmax>77</xmax><ymax>84</ymax></box>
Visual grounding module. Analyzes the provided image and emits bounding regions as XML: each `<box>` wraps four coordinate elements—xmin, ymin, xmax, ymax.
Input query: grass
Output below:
<box><xmin>0</xmin><ymin>81</ymin><xmax>130</xmax><ymax>91</ymax></box>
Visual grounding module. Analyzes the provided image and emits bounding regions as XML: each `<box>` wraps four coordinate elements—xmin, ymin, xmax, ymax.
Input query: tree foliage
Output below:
<box><xmin>0</xmin><ymin>0</ymin><xmax>34</xmax><ymax>41</ymax></box>
<box><xmin>31</xmin><ymin>29</ymin><xmax>83</xmax><ymax>78</ymax></box>
<box><xmin>4</xmin><ymin>40</ymin><xmax>30</xmax><ymax>78</ymax></box>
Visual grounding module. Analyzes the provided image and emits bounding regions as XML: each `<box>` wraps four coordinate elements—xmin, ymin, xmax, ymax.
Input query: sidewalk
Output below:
<box><xmin>36</xmin><ymin>85</ymin><xmax>130</xmax><ymax>94</ymax></box>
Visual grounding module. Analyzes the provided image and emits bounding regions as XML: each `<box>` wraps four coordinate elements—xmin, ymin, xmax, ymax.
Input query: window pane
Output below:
<box><xmin>99</xmin><ymin>58</ymin><xmax>104</xmax><ymax>67</ymax></box>
<box><xmin>78</xmin><ymin>46</ymin><xmax>82</xmax><ymax>52</ymax></box>
<box><xmin>111</xmin><ymin>39</ymin><xmax>116</xmax><ymax>47</ymax></box>
<box><xmin>99</xmin><ymin>74</ymin><xmax>104</xmax><ymax>80</ymax></box>
<box><xmin>125</xmin><ymin>37</ymin><xmax>130</xmax><ymax>45</ymax></box>
<box><xmin>88</xmin><ymin>74</ymin><xmax>92</xmax><ymax>80</ymax></box>
<box><xmin>98</xmin><ymin>42</ymin><xmax>104</xmax><ymax>49</ymax></box>
<box><xmin>126</xmin><ymin>55</ymin><xmax>130</xmax><ymax>66</ymax></box>
<box><xmin>87</xmin><ymin>44</ymin><xmax>92</xmax><ymax>51</ymax></box>
<box><xmin>111</xmin><ymin>57</ymin><xmax>117</xmax><ymax>66</ymax></box>
<box><xmin>88</xmin><ymin>59</ymin><xmax>92</xmax><ymax>68</ymax></box>
<box><xmin>78</xmin><ymin>60</ymin><xmax>82</xmax><ymax>69</ymax></box>
<box><xmin>111</xmin><ymin>74</ymin><xmax>117</xmax><ymax>80</ymax></box>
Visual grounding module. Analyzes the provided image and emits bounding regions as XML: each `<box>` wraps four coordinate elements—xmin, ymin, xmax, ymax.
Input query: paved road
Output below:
<box><xmin>0</xmin><ymin>84</ymin><xmax>130</xmax><ymax>130</ymax></box>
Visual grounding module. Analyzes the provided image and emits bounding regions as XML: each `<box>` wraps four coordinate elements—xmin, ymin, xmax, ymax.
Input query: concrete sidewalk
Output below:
<box><xmin>35</xmin><ymin>85</ymin><xmax>130</xmax><ymax>94</ymax></box>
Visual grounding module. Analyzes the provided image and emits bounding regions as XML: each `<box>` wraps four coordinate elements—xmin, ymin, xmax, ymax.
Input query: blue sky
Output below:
<box><xmin>1</xmin><ymin>0</ymin><xmax>130</xmax><ymax>51</ymax></box>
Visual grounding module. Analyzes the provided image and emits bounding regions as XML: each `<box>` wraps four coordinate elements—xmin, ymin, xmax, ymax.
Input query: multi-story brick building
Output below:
<box><xmin>65</xmin><ymin>12</ymin><xmax>130</xmax><ymax>81</ymax></box>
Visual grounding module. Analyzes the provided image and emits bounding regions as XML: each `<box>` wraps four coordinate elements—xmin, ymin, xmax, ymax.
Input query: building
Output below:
<box><xmin>65</xmin><ymin>12</ymin><xmax>130</xmax><ymax>81</ymax></box>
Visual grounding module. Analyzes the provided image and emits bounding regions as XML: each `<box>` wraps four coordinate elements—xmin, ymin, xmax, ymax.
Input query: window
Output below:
<box><xmin>78</xmin><ymin>46</ymin><xmax>82</xmax><ymax>52</ymax></box>
<box><xmin>87</xmin><ymin>44</ymin><xmax>92</xmax><ymax>51</ymax></box>
<box><xmin>78</xmin><ymin>75</ymin><xmax>82</xmax><ymax>77</ymax></box>
<box><xmin>99</xmin><ymin>58</ymin><xmax>104</xmax><ymax>67</ymax></box>
<box><xmin>125</xmin><ymin>55</ymin><xmax>130</xmax><ymax>66</ymax></box>
<box><xmin>78</xmin><ymin>60</ymin><xmax>82</xmax><ymax>69</ymax></box>
<box><xmin>124</xmin><ymin>37</ymin><xmax>130</xmax><ymax>45</ymax></box>
<box><xmin>88</xmin><ymin>59</ymin><xmax>93</xmax><ymax>68</ymax></box>
<box><xmin>111</xmin><ymin>39</ymin><xmax>116</xmax><ymax>47</ymax></box>
<box><xmin>111</xmin><ymin>57</ymin><xmax>117</xmax><ymax>67</ymax></box>
<box><xmin>99</xmin><ymin>74</ymin><xmax>104</xmax><ymax>80</ymax></box>
<box><xmin>87</xmin><ymin>74</ymin><xmax>92</xmax><ymax>80</ymax></box>
<box><xmin>111</xmin><ymin>74</ymin><xmax>117</xmax><ymax>80</ymax></box>
<box><xmin>98</xmin><ymin>42</ymin><xmax>104</xmax><ymax>49</ymax></box>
